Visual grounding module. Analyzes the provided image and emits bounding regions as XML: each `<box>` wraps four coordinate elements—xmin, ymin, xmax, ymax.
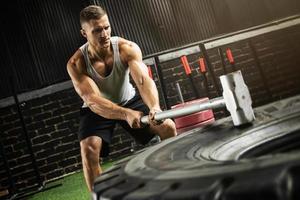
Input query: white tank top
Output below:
<box><xmin>79</xmin><ymin>36</ymin><xmax>136</xmax><ymax>107</ymax></box>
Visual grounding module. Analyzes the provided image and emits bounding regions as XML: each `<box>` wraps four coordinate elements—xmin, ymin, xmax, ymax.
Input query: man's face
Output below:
<box><xmin>81</xmin><ymin>15</ymin><xmax>111</xmax><ymax>50</ymax></box>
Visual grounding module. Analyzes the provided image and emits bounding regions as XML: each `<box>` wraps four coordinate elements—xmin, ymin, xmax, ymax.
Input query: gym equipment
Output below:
<box><xmin>0</xmin><ymin>138</ymin><xmax>16</xmax><ymax>199</ymax></box>
<box><xmin>180</xmin><ymin>55</ymin><xmax>200</xmax><ymax>98</ymax></box>
<box><xmin>10</xmin><ymin>77</ymin><xmax>43</xmax><ymax>188</ymax></box>
<box><xmin>172</xmin><ymin>82</ymin><xmax>214</xmax><ymax>130</ymax></box>
<box><xmin>6</xmin><ymin>77</ymin><xmax>63</xmax><ymax>199</ymax></box>
<box><xmin>226</xmin><ymin>48</ymin><xmax>237</xmax><ymax>71</ymax></box>
<box><xmin>93</xmin><ymin>95</ymin><xmax>300</xmax><ymax>200</ymax></box>
<box><xmin>171</xmin><ymin>98</ymin><xmax>215</xmax><ymax>129</ymax></box>
<box><xmin>198</xmin><ymin>57</ymin><xmax>209</xmax><ymax>97</ymax></box>
<box><xmin>175</xmin><ymin>82</ymin><xmax>184</xmax><ymax>103</ymax></box>
<box><xmin>218</xmin><ymin>48</ymin><xmax>228</xmax><ymax>74</ymax></box>
<box><xmin>153</xmin><ymin>57</ymin><xmax>170</xmax><ymax>109</ymax></box>
<box><xmin>141</xmin><ymin>70</ymin><xmax>255</xmax><ymax>126</ymax></box>
<box><xmin>199</xmin><ymin>43</ymin><xmax>222</xmax><ymax>96</ymax></box>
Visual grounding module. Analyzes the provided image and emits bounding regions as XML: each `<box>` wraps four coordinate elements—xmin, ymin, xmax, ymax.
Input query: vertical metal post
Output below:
<box><xmin>0</xmin><ymin>139</ymin><xmax>16</xmax><ymax>197</ymax></box>
<box><xmin>199</xmin><ymin>43</ymin><xmax>222</xmax><ymax>96</ymax></box>
<box><xmin>199</xmin><ymin>58</ymin><xmax>210</xmax><ymax>98</ymax></box>
<box><xmin>9</xmin><ymin>77</ymin><xmax>43</xmax><ymax>189</ymax></box>
<box><xmin>202</xmin><ymin>72</ymin><xmax>210</xmax><ymax>97</ymax></box>
<box><xmin>181</xmin><ymin>55</ymin><xmax>200</xmax><ymax>99</ymax></box>
<box><xmin>153</xmin><ymin>57</ymin><xmax>170</xmax><ymax>109</ymax></box>
<box><xmin>217</xmin><ymin>48</ymin><xmax>228</xmax><ymax>74</ymax></box>
<box><xmin>175</xmin><ymin>82</ymin><xmax>184</xmax><ymax>103</ymax></box>
<box><xmin>188</xmin><ymin>75</ymin><xmax>200</xmax><ymax>98</ymax></box>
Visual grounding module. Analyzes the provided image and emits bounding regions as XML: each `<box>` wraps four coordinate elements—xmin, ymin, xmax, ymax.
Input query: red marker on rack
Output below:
<box><xmin>199</xmin><ymin>57</ymin><xmax>209</xmax><ymax>96</ymax></box>
<box><xmin>199</xmin><ymin>57</ymin><xmax>206</xmax><ymax>73</ymax></box>
<box><xmin>180</xmin><ymin>55</ymin><xmax>191</xmax><ymax>75</ymax></box>
<box><xmin>180</xmin><ymin>55</ymin><xmax>199</xmax><ymax>98</ymax></box>
<box><xmin>226</xmin><ymin>48</ymin><xmax>236</xmax><ymax>71</ymax></box>
<box><xmin>226</xmin><ymin>48</ymin><xmax>234</xmax><ymax>64</ymax></box>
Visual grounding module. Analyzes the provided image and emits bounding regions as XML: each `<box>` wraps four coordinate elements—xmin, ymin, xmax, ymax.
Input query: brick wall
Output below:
<box><xmin>0</xmin><ymin>88</ymin><xmax>140</xmax><ymax>197</ymax></box>
<box><xmin>1</xmin><ymin>24</ymin><xmax>300</xmax><ymax>198</ymax></box>
<box><xmin>0</xmin><ymin>89</ymin><xmax>82</xmax><ymax>194</ymax></box>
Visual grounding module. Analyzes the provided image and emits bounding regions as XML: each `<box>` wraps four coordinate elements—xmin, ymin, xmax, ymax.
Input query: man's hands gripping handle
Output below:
<box><xmin>140</xmin><ymin>108</ymin><xmax>165</xmax><ymax>125</ymax></box>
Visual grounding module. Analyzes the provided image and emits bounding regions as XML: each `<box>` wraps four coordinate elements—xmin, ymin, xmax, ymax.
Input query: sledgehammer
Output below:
<box><xmin>141</xmin><ymin>70</ymin><xmax>255</xmax><ymax>126</ymax></box>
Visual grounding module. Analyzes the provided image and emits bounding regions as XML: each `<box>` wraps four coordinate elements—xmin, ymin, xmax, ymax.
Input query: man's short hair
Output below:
<box><xmin>80</xmin><ymin>5</ymin><xmax>107</xmax><ymax>26</ymax></box>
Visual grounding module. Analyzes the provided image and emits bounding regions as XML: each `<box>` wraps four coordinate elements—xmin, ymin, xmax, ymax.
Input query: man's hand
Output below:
<box><xmin>149</xmin><ymin>108</ymin><xmax>164</xmax><ymax>126</ymax></box>
<box><xmin>125</xmin><ymin>109</ymin><xmax>144</xmax><ymax>128</ymax></box>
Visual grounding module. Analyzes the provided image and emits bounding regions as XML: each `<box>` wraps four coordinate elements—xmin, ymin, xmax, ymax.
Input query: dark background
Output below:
<box><xmin>1</xmin><ymin>0</ymin><xmax>299</xmax><ymax>98</ymax></box>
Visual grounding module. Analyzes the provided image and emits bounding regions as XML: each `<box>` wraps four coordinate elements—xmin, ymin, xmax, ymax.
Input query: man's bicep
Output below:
<box><xmin>67</xmin><ymin>63</ymin><xmax>100</xmax><ymax>100</ymax></box>
<box><xmin>130</xmin><ymin>60</ymin><xmax>153</xmax><ymax>91</ymax></box>
<box><xmin>128</xmin><ymin>51</ymin><xmax>149</xmax><ymax>84</ymax></box>
<box><xmin>120</xmin><ymin>40</ymin><xmax>149</xmax><ymax>86</ymax></box>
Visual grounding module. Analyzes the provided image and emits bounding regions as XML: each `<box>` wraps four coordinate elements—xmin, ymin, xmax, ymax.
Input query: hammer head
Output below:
<box><xmin>220</xmin><ymin>70</ymin><xmax>255</xmax><ymax>126</ymax></box>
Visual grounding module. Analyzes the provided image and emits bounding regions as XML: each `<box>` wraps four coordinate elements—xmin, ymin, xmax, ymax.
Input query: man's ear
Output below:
<box><xmin>81</xmin><ymin>29</ymin><xmax>87</xmax><ymax>38</ymax></box>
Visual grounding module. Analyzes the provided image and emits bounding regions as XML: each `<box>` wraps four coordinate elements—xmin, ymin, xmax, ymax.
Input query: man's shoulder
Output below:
<box><xmin>117</xmin><ymin>37</ymin><xmax>140</xmax><ymax>54</ymax></box>
<box><xmin>67</xmin><ymin>49</ymin><xmax>85</xmax><ymax>71</ymax></box>
<box><xmin>68</xmin><ymin>49</ymin><xmax>84</xmax><ymax>64</ymax></box>
<box><xmin>115</xmin><ymin>37</ymin><xmax>141</xmax><ymax>62</ymax></box>
<box><xmin>117</xmin><ymin>37</ymin><xmax>133</xmax><ymax>47</ymax></box>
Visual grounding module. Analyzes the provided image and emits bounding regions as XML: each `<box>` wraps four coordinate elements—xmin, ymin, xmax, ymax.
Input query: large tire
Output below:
<box><xmin>92</xmin><ymin>95</ymin><xmax>300</xmax><ymax>200</ymax></box>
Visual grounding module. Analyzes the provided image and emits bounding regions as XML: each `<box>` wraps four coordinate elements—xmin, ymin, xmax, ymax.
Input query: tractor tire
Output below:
<box><xmin>92</xmin><ymin>95</ymin><xmax>300</xmax><ymax>200</ymax></box>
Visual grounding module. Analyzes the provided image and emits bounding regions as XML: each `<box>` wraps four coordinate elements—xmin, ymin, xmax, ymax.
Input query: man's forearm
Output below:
<box><xmin>84</xmin><ymin>94</ymin><xmax>129</xmax><ymax>120</ymax></box>
<box><xmin>137</xmin><ymin>77</ymin><xmax>161</xmax><ymax>110</ymax></box>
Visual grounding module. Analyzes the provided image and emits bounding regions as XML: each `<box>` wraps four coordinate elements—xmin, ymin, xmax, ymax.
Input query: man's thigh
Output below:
<box><xmin>78</xmin><ymin>107</ymin><xmax>116</xmax><ymax>157</ymax></box>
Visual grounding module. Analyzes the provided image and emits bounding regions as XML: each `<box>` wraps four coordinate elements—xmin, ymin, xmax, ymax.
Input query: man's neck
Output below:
<box><xmin>89</xmin><ymin>44</ymin><xmax>112</xmax><ymax>61</ymax></box>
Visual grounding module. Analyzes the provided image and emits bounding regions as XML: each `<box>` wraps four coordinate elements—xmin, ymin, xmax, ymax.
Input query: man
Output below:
<box><xmin>66</xmin><ymin>5</ymin><xmax>177</xmax><ymax>192</ymax></box>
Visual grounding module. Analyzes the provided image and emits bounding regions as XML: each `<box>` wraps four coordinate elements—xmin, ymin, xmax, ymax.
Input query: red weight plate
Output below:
<box><xmin>171</xmin><ymin>98</ymin><xmax>215</xmax><ymax>129</ymax></box>
<box><xmin>174</xmin><ymin>110</ymin><xmax>214</xmax><ymax>129</ymax></box>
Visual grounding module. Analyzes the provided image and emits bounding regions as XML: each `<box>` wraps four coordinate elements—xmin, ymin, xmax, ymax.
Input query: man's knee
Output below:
<box><xmin>154</xmin><ymin>119</ymin><xmax>177</xmax><ymax>140</ymax></box>
<box><xmin>164</xmin><ymin>119</ymin><xmax>177</xmax><ymax>137</ymax></box>
<box><xmin>80</xmin><ymin>136</ymin><xmax>102</xmax><ymax>161</ymax></box>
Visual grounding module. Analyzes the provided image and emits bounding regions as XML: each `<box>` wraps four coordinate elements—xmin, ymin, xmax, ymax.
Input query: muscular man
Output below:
<box><xmin>66</xmin><ymin>5</ymin><xmax>177</xmax><ymax>192</ymax></box>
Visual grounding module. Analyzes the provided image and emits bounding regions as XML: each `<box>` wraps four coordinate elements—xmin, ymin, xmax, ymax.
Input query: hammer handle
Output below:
<box><xmin>141</xmin><ymin>97</ymin><xmax>225</xmax><ymax>124</ymax></box>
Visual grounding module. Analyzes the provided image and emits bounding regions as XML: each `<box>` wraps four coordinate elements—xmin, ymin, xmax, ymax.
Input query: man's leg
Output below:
<box><xmin>149</xmin><ymin>118</ymin><xmax>177</xmax><ymax>140</ymax></box>
<box><xmin>80</xmin><ymin>136</ymin><xmax>102</xmax><ymax>192</ymax></box>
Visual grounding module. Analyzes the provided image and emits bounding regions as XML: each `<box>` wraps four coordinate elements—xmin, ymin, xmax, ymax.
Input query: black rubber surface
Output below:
<box><xmin>92</xmin><ymin>95</ymin><xmax>300</xmax><ymax>200</ymax></box>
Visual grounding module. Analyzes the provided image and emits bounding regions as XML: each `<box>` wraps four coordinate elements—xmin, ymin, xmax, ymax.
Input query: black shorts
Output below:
<box><xmin>78</xmin><ymin>94</ymin><xmax>155</xmax><ymax>157</ymax></box>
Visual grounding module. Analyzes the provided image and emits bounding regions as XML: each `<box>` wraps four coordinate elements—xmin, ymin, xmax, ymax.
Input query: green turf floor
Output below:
<box><xmin>28</xmin><ymin>162</ymin><xmax>113</xmax><ymax>200</ymax></box>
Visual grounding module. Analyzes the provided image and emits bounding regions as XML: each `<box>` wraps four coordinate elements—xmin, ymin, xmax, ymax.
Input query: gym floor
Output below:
<box><xmin>28</xmin><ymin>161</ymin><xmax>113</xmax><ymax>200</ymax></box>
